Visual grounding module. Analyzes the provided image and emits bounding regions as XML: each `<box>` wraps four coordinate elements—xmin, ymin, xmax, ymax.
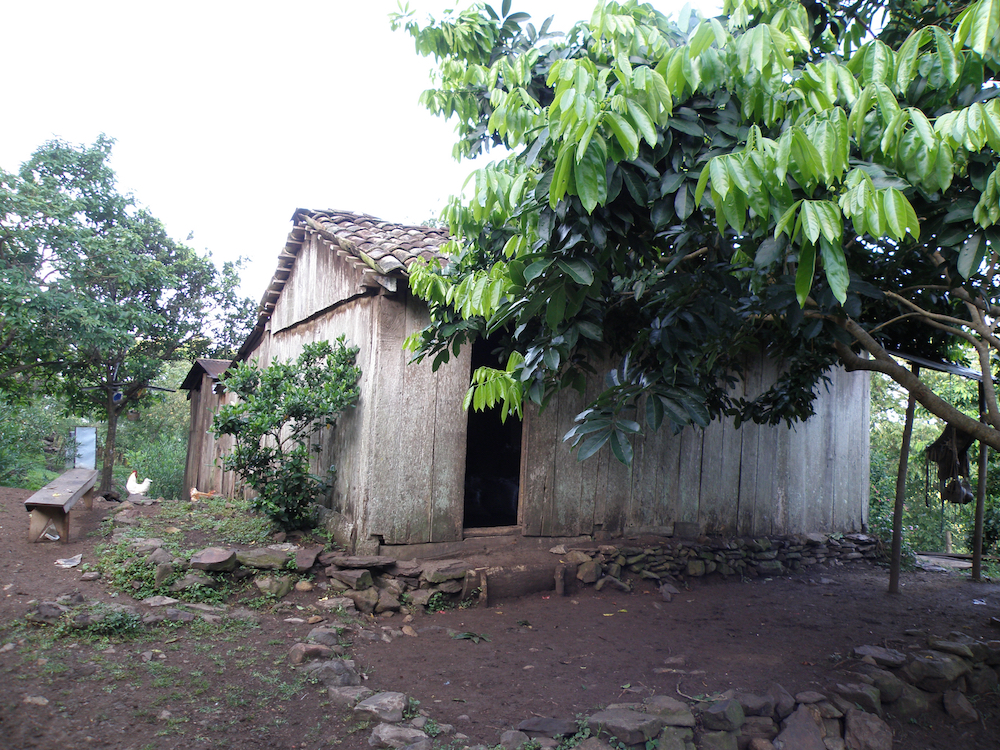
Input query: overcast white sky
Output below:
<box><xmin>4</xmin><ymin>0</ymin><xmax>718</xmax><ymax>300</ymax></box>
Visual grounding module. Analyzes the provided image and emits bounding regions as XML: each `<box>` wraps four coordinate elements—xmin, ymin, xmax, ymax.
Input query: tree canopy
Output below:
<box><xmin>0</xmin><ymin>136</ymin><xmax>252</xmax><ymax>490</ymax></box>
<box><xmin>393</xmin><ymin>0</ymin><xmax>1000</xmax><ymax>462</ymax></box>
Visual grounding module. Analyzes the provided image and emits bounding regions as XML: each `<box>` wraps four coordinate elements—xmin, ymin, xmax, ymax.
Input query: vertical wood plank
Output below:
<box><xmin>676</xmin><ymin>426</ymin><xmax>704</xmax><ymax>530</ymax></box>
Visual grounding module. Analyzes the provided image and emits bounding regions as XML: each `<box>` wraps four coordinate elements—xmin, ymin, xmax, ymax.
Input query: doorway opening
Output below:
<box><xmin>463</xmin><ymin>336</ymin><xmax>522</xmax><ymax>529</ymax></box>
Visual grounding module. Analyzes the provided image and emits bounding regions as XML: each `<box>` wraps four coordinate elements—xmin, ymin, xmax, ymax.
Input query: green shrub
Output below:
<box><xmin>212</xmin><ymin>338</ymin><xmax>360</xmax><ymax>531</ymax></box>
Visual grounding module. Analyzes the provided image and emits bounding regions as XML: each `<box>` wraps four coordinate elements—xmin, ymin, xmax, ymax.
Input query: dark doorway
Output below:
<box><xmin>464</xmin><ymin>337</ymin><xmax>522</xmax><ymax>528</ymax></box>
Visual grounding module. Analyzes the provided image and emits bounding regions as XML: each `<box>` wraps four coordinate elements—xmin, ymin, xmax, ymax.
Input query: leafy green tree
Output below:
<box><xmin>212</xmin><ymin>338</ymin><xmax>361</xmax><ymax>531</ymax></box>
<box><xmin>393</xmin><ymin>0</ymin><xmax>1000</xmax><ymax>463</ymax></box>
<box><xmin>1</xmin><ymin>136</ymin><xmax>253</xmax><ymax>492</ymax></box>
<box><xmin>0</xmin><ymin>392</ymin><xmax>74</xmax><ymax>488</ymax></box>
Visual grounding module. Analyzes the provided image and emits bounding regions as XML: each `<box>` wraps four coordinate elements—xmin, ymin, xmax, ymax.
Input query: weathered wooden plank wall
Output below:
<box><xmin>519</xmin><ymin>360</ymin><xmax>869</xmax><ymax>537</ymax></box>
<box><xmin>237</xmin><ymin>233</ymin><xmax>471</xmax><ymax>549</ymax></box>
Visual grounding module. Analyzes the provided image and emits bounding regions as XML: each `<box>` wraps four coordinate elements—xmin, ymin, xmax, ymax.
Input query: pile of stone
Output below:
<box><xmin>96</xmin><ymin>530</ymin><xmax>884</xmax><ymax>618</ymax></box>
<box><xmin>558</xmin><ymin>533</ymin><xmax>880</xmax><ymax>590</ymax></box>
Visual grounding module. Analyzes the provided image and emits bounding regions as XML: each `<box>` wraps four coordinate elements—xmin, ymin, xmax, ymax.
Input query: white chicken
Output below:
<box><xmin>126</xmin><ymin>470</ymin><xmax>151</xmax><ymax>495</ymax></box>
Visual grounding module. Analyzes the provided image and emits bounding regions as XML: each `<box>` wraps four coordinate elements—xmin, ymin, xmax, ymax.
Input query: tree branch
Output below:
<box><xmin>833</xmin><ymin>317</ymin><xmax>1000</xmax><ymax>446</ymax></box>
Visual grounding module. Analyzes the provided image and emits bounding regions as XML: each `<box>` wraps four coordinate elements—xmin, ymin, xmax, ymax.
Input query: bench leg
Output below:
<box><xmin>83</xmin><ymin>486</ymin><xmax>95</xmax><ymax>511</ymax></box>
<box><xmin>27</xmin><ymin>509</ymin><xmax>70</xmax><ymax>543</ymax></box>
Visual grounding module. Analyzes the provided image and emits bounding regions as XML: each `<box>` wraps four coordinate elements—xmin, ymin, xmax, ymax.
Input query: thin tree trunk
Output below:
<box><xmin>102</xmin><ymin>396</ymin><xmax>119</xmax><ymax>494</ymax></box>
<box><xmin>890</xmin><ymin>364</ymin><xmax>919</xmax><ymax>595</ymax></box>
<box><xmin>973</xmin><ymin>382</ymin><xmax>988</xmax><ymax>581</ymax></box>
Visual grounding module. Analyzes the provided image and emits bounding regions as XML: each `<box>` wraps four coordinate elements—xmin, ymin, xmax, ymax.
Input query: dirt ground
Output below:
<box><xmin>1</xmin><ymin>486</ymin><xmax>1000</xmax><ymax>750</ymax></box>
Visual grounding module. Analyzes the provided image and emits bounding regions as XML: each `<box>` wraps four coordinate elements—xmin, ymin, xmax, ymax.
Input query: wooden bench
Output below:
<box><xmin>23</xmin><ymin>468</ymin><xmax>100</xmax><ymax>543</ymax></box>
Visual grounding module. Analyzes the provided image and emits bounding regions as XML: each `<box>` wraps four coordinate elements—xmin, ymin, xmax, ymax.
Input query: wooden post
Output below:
<box><xmin>890</xmin><ymin>365</ymin><xmax>919</xmax><ymax>595</ymax></box>
<box><xmin>973</xmin><ymin>382</ymin><xmax>988</xmax><ymax>582</ymax></box>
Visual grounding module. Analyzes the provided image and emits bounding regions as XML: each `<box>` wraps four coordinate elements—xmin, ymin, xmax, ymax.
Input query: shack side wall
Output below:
<box><xmin>183</xmin><ymin>372</ymin><xmax>237</xmax><ymax>497</ymax></box>
<box><xmin>234</xmin><ymin>232</ymin><xmax>471</xmax><ymax>549</ymax></box>
<box><xmin>520</xmin><ymin>361</ymin><xmax>870</xmax><ymax>538</ymax></box>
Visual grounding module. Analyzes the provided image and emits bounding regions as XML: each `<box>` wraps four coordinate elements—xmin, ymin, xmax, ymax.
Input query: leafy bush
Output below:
<box><xmin>0</xmin><ymin>393</ymin><xmax>73</xmax><ymax>488</ymax></box>
<box><xmin>213</xmin><ymin>338</ymin><xmax>360</xmax><ymax>530</ymax></box>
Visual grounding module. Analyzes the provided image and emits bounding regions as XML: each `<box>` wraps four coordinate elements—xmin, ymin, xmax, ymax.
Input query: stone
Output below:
<box><xmin>301</xmin><ymin>658</ymin><xmax>361</xmax><ymax>686</ymax></box>
<box><xmin>902</xmin><ymin>650</ymin><xmax>972</xmax><ymax>692</ymax></box>
<box><xmin>928</xmin><ymin>639</ymin><xmax>975</xmax><ymax>660</ymax></box>
<box><xmin>80</xmin><ymin>571</ymin><xmax>101</xmax><ymax>581</ymax></box>
<box><xmin>308</xmin><ymin>627</ymin><xmax>343</xmax><ymax>647</ymax></box>
<box><xmin>356</xmin><ymin>692</ymin><xmax>408</xmax><ymax>723</ymax></box>
<box><xmin>574</xmin><ymin>739</ymin><xmax>614</xmax><ymax>750</ymax></box>
<box><xmin>842</xmin><ymin>709</ymin><xmax>892</xmax><ymax>750</ymax></box>
<box><xmin>767</xmin><ymin>684</ymin><xmax>796</xmax><ymax>720</ymax></box>
<box><xmin>657</xmin><ymin>726</ymin><xmax>693</xmax><ymax>750</ymax></box>
<box><xmin>189</xmin><ymin>547</ymin><xmax>237</xmax><ymax>571</ymax></box>
<box><xmin>295</xmin><ymin>546</ymin><xmax>323</xmax><ymax>572</ymax></box>
<box><xmin>376</xmin><ymin>589</ymin><xmax>401</xmax><ymax>613</ymax></box>
<box><xmin>701</xmin><ymin>700</ymin><xmax>744</xmax><ymax>732</ymax></box>
<box><xmin>170</xmin><ymin>571</ymin><xmax>219</xmax><ymax>591</ymax></box>
<box><xmin>794</xmin><ymin>691</ymin><xmax>827</xmax><ymax>704</ymax></box>
<box><xmin>942</xmin><ymin>690</ymin><xmax>978</xmax><ymax>723</ymax></box>
<box><xmin>967</xmin><ymin>665</ymin><xmax>999</xmax><ymax>695</ymax></box>
<box><xmin>741</xmin><ymin>716</ymin><xmax>778</xmax><ymax>742</ymax></box>
<box><xmin>888</xmin><ymin>684</ymin><xmax>932</xmax><ymax>719</ymax></box>
<box><xmin>586</xmin><ymin>709</ymin><xmax>665</xmax><ymax>745</ymax></box>
<box><xmin>328</xmin><ymin>568</ymin><xmax>374</xmax><ymax>590</ymax></box>
<box><xmin>659</xmin><ymin>583</ymin><xmax>680</xmax><ymax>602</ymax></box>
<box><xmin>733</xmin><ymin>691</ymin><xmax>775</xmax><ymax>717</ymax></box>
<box><xmin>564</xmin><ymin>550</ymin><xmax>593</xmax><ymax>564</ymax></box>
<box><xmin>854</xmin><ymin>665</ymin><xmax>904</xmax><ymax>703</ymax></box>
<box><xmin>142</xmin><ymin>595</ymin><xmax>179</xmax><ymax>607</ymax></box>
<box><xmin>833</xmin><ymin>683</ymin><xmax>881</xmax><ymax>716</ymax></box>
<box><xmin>295</xmin><ymin>580</ymin><xmax>314</xmax><ymax>592</ymax></box>
<box><xmin>153</xmin><ymin>563</ymin><xmax>174</xmax><ymax>587</ymax></box>
<box><xmin>328</xmin><ymin>685</ymin><xmax>374</xmax><ymax>706</ymax></box>
<box><xmin>697</xmin><ymin>730</ymin><xmax>738</xmax><ymax>750</ymax></box>
<box><xmin>165</xmin><ymin>607</ymin><xmax>195</xmax><ymax>622</ymax></box>
<box><xmin>147</xmin><ymin>547</ymin><xmax>174</xmax><ymax>565</ymax></box>
<box><xmin>772</xmin><ymin>706</ymin><xmax>825</xmax><ymax>750</ymax></box>
<box><xmin>391</xmin><ymin>560</ymin><xmax>424</xmax><ymax>577</ymax></box>
<box><xmin>344</xmin><ymin>586</ymin><xmax>381</xmax><ymax>614</ymax></box>
<box><xmin>236</xmin><ymin>548</ymin><xmax>290</xmax><ymax>570</ymax></box>
<box><xmin>368</xmin><ymin>723</ymin><xmax>428</xmax><ymax>749</ymax></box>
<box><xmin>516</xmin><ymin>718</ymin><xmax>579</xmax><ymax>737</ymax></box>
<box><xmin>499</xmin><ymin>730</ymin><xmax>531</xmax><ymax>749</ymax></box>
<box><xmin>254</xmin><ymin>575</ymin><xmax>294</xmax><ymax>598</ymax></box>
<box><xmin>130</xmin><ymin>537</ymin><xmax>164</xmax><ymax>554</ymax></box>
<box><xmin>420</xmin><ymin>560</ymin><xmax>469</xmax><ymax>583</ymax></box>
<box><xmin>26</xmin><ymin>602</ymin><xmax>70</xmax><ymax>624</ymax></box>
<box><xmin>686</xmin><ymin>559</ymin><xmax>706</xmax><ymax>577</ymax></box>
<box><xmin>813</xmin><ymin>701</ymin><xmax>843</xmax><ymax>719</ymax></box>
<box><xmin>317</xmin><ymin>596</ymin><xmax>358</xmax><ymax>613</ymax></box>
<box><xmin>329</xmin><ymin>555</ymin><xmax>397</xmax><ymax>569</ymax></box>
<box><xmin>576</xmin><ymin>560</ymin><xmax>602</xmax><ymax>583</ymax></box>
<box><xmin>748</xmin><ymin>740</ymin><xmax>777</xmax><ymax>750</ymax></box>
<box><xmin>851</xmin><ymin>645</ymin><xmax>907</xmax><ymax>669</ymax></box>
<box><xmin>288</xmin><ymin>642</ymin><xmax>332</xmax><ymax>665</ymax></box>
<box><xmin>644</xmin><ymin>695</ymin><xmax>696</xmax><ymax>727</ymax></box>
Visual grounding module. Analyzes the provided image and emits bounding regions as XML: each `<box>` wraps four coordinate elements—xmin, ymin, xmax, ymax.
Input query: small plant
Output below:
<box><xmin>451</xmin><ymin>630</ymin><xmax>490</xmax><ymax>644</ymax></box>
<box><xmin>213</xmin><ymin>338</ymin><xmax>361</xmax><ymax>531</ymax></box>
<box><xmin>403</xmin><ymin>697</ymin><xmax>421</xmax><ymax>719</ymax></box>
<box><xmin>425</xmin><ymin>592</ymin><xmax>452</xmax><ymax>612</ymax></box>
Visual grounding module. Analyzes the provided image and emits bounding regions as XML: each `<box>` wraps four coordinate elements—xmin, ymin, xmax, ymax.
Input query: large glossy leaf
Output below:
<box><xmin>820</xmin><ymin>239</ymin><xmax>850</xmax><ymax>304</ymax></box>
<box><xmin>958</xmin><ymin>232</ymin><xmax>986</xmax><ymax>278</ymax></box>
<box><xmin>795</xmin><ymin>243</ymin><xmax>816</xmax><ymax>307</ymax></box>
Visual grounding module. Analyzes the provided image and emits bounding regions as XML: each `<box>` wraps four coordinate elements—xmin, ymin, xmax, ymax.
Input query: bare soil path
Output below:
<box><xmin>1</xmin><ymin>486</ymin><xmax>999</xmax><ymax>749</ymax></box>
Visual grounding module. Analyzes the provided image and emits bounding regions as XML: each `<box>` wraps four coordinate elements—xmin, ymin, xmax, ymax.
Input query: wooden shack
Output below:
<box><xmin>180</xmin><ymin>358</ymin><xmax>238</xmax><ymax>497</ymax></box>
<box><xmin>183</xmin><ymin>209</ymin><xmax>870</xmax><ymax>553</ymax></box>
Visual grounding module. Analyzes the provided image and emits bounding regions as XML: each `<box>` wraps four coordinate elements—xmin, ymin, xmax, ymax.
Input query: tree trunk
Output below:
<box><xmin>889</xmin><ymin>365</ymin><xmax>918</xmax><ymax>595</ymax></box>
<box><xmin>102</xmin><ymin>395</ymin><xmax>119</xmax><ymax>494</ymax></box>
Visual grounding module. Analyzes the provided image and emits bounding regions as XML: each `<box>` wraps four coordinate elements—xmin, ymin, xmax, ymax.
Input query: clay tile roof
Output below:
<box><xmin>234</xmin><ymin>209</ymin><xmax>453</xmax><ymax>363</ymax></box>
<box><xmin>298</xmin><ymin>209</ymin><xmax>450</xmax><ymax>274</ymax></box>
